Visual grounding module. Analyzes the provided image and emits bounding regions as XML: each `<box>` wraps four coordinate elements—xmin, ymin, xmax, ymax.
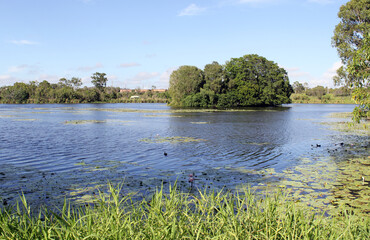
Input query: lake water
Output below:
<box><xmin>0</xmin><ymin>103</ymin><xmax>369</xmax><ymax>213</ymax></box>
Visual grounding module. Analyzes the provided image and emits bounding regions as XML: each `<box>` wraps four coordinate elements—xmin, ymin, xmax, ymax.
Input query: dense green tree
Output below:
<box><xmin>168</xmin><ymin>54</ymin><xmax>292</xmax><ymax>107</ymax></box>
<box><xmin>306</xmin><ymin>86</ymin><xmax>327</xmax><ymax>98</ymax></box>
<box><xmin>331</xmin><ymin>0</ymin><xmax>369</xmax><ymax>87</ymax></box>
<box><xmin>292</xmin><ymin>81</ymin><xmax>305</xmax><ymax>94</ymax></box>
<box><xmin>59</xmin><ymin>77</ymin><xmax>82</xmax><ymax>89</ymax></box>
<box><xmin>35</xmin><ymin>80</ymin><xmax>53</xmax><ymax>103</ymax></box>
<box><xmin>79</xmin><ymin>87</ymin><xmax>100</xmax><ymax>102</ymax></box>
<box><xmin>332</xmin><ymin>0</ymin><xmax>370</xmax><ymax>122</ymax></box>
<box><xmin>0</xmin><ymin>82</ymin><xmax>29</xmax><ymax>103</ymax></box>
<box><xmin>203</xmin><ymin>61</ymin><xmax>225</xmax><ymax>94</ymax></box>
<box><xmin>332</xmin><ymin>0</ymin><xmax>370</xmax><ymax>67</ymax></box>
<box><xmin>347</xmin><ymin>32</ymin><xmax>370</xmax><ymax>121</ymax></box>
<box><xmin>91</xmin><ymin>72</ymin><xmax>108</xmax><ymax>89</ymax></box>
<box><xmin>168</xmin><ymin>66</ymin><xmax>205</xmax><ymax>106</ymax></box>
<box><xmin>223</xmin><ymin>54</ymin><xmax>292</xmax><ymax>107</ymax></box>
<box><xmin>332</xmin><ymin>86</ymin><xmax>352</xmax><ymax>97</ymax></box>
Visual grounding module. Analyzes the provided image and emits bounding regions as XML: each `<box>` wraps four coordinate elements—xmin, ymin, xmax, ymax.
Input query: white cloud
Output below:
<box><xmin>0</xmin><ymin>75</ymin><xmax>21</xmax><ymax>86</ymax></box>
<box><xmin>77</xmin><ymin>63</ymin><xmax>103</xmax><ymax>72</ymax></box>
<box><xmin>36</xmin><ymin>74</ymin><xmax>60</xmax><ymax>83</ymax></box>
<box><xmin>145</xmin><ymin>53</ymin><xmax>157</xmax><ymax>58</ymax></box>
<box><xmin>126</xmin><ymin>72</ymin><xmax>160</xmax><ymax>83</ymax></box>
<box><xmin>8</xmin><ymin>64</ymin><xmax>29</xmax><ymax>73</ymax></box>
<box><xmin>321</xmin><ymin>61</ymin><xmax>342</xmax><ymax>84</ymax></box>
<box><xmin>119</xmin><ymin>62</ymin><xmax>141</xmax><ymax>68</ymax></box>
<box><xmin>8</xmin><ymin>64</ymin><xmax>40</xmax><ymax>74</ymax></box>
<box><xmin>286</xmin><ymin>67</ymin><xmax>310</xmax><ymax>79</ymax></box>
<box><xmin>158</xmin><ymin>67</ymin><xmax>176</xmax><ymax>89</ymax></box>
<box><xmin>287</xmin><ymin>61</ymin><xmax>342</xmax><ymax>88</ymax></box>
<box><xmin>108</xmin><ymin>75</ymin><xmax>118</xmax><ymax>80</ymax></box>
<box><xmin>178</xmin><ymin>4</ymin><xmax>206</xmax><ymax>16</ymax></box>
<box><xmin>10</xmin><ymin>40</ymin><xmax>38</xmax><ymax>45</ymax></box>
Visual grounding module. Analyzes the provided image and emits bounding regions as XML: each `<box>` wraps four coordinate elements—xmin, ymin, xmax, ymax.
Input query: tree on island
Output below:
<box><xmin>332</xmin><ymin>0</ymin><xmax>369</xmax><ymax>122</ymax></box>
<box><xmin>168</xmin><ymin>54</ymin><xmax>293</xmax><ymax>108</ymax></box>
<box><xmin>169</xmin><ymin>66</ymin><xmax>205</xmax><ymax>106</ymax></box>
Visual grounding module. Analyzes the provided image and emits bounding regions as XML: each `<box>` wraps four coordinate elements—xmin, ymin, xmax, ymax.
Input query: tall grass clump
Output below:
<box><xmin>0</xmin><ymin>182</ymin><xmax>369</xmax><ymax>239</ymax></box>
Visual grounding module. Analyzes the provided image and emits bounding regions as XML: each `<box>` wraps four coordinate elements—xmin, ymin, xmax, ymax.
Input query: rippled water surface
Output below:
<box><xmin>0</xmin><ymin>103</ymin><xmax>368</xmax><ymax>209</ymax></box>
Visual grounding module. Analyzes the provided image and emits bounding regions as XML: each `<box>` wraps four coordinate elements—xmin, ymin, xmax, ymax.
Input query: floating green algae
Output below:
<box><xmin>140</xmin><ymin>136</ymin><xmax>207</xmax><ymax>144</ymax></box>
<box><xmin>64</xmin><ymin>120</ymin><xmax>106</xmax><ymax>124</ymax></box>
<box><xmin>144</xmin><ymin>115</ymin><xmax>184</xmax><ymax>118</ymax></box>
<box><xmin>0</xmin><ymin>115</ymin><xmax>16</xmax><ymax>118</ymax></box>
<box><xmin>243</xmin><ymin>142</ymin><xmax>270</xmax><ymax>146</ymax></box>
<box><xmin>319</xmin><ymin>111</ymin><xmax>370</xmax><ymax>136</ymax></box>
<box><xmin>326</xmin><ymin>112</ymin><xmax>353</xmax><ymax>119</ymax></box>
<box><xmin>64</xmin><ymin>119</ymin><xmax>133</xmax><ymax>125</ymax></box>
<box><xmin>249</xmin><ymin>156</ymin><xmax>370</xmax><ymax>216</ymax></box>
<box><xmin>13</xmin><ymin>118</ymin><xmax>37</xmax><ymax>121</ymax></box>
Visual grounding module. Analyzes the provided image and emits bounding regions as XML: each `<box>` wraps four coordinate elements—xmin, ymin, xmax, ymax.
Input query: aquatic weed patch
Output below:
<box><xmin>64</xmin><ymin>120</ymin><xmax>107</xmax><ymax>124</ymax></box>
<box><xmin>12</xmin><ymin>118</ymin><xmax>37</xmax><ymax>121</ymax></box>
<box><xmin>249</xmin><ymin>156</ymin><xmax>370</xmax><ymax>216</ymax></box>
<box><xmin>64</xmin><ymin>119</ymin><xmax>133</xmax><ymax>125</ymax></box>
<box><xmin>140</xmin><ymin>136</ymin><xmax>207</xmax><ymax>144</ymax></box>
<box><xmin>320</xmin><ymin>112</ymin><xmax>370</xmax><ymax>136</ymax></box>
<box><xmin>144</xmin><ymin>114</ymin><xmax>184</xmax><ymax>118</ymax></box>
<box><xmin>190</xmin><ymin>121</ymin><xmax>210</xmax><ymax>124</ymax></box>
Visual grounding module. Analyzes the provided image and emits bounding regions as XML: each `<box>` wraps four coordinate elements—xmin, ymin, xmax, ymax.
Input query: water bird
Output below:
<box><xmin>164</xmin><ymin>152</ymin><xmax>168</xmax><ymax>156</ymax></box>
<box><xmin>316</xmin><ymin>144</ymin><xmax>321</xmax><ymax>147</ymax></box>
<box><xmin>188</xmin><ymin>173</ymin><xmax>199</xmax><ymax>187</ymax></box>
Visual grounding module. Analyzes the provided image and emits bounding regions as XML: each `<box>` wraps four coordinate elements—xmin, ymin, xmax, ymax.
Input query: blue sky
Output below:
<box><xmin>0</xmin><ymin>0</ymin><xmax>348</xmax><ymax>89</ymax></box>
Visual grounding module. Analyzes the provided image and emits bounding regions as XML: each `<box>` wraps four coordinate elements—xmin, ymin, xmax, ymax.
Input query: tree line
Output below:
<box><xmin>292</xmin><ymin>82</ymin><xmax>352</xmax><ymax>97</ymax></box>
<box><xmin>0</xmin><ymin>72</ymin><xmax>168</xmax><ymax>104</ymax></box>
<box><xmin>168</xmin><ymin>54</ymin><xmax>293</xmax><ymax>108</ymax></box>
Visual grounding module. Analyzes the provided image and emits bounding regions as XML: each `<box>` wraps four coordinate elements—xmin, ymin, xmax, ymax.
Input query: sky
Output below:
<box><xmin>0</xmin><ymin>0</ymin><xmax>349</xmax><ymax>89</ymax></box>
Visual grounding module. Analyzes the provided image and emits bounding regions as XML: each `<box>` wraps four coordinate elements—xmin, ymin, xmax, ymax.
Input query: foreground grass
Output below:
<box><xmin>0</xmin><ymin>183</ymin><xmax>369</xmax><ymax>240</ymax></box>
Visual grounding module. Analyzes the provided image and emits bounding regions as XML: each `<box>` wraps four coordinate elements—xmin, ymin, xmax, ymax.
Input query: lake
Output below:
<box><xmin>0</xmin><ymin>103</ymin><xmax>369</xmax><ymax>214</ymax></box>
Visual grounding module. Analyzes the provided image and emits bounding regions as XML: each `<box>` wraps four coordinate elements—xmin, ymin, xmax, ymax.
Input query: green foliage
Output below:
<box><xmin>0</xmin><ymin>74</ymin><xmax>169</xmax><ymax>104</ymax></box>
<box><xmin>0</xmin><ymin>82</ymin><xmax>29</xmax><ymax>103</ymax></box>
<box><xmin>0</xmin><ymin>183</ymin><xmax>368</xmax><ymax>239</ymax></box>
<box><xmin>332</xmin><ymin>86</ymin><xmax>352</xmax><ymax>97</ymax></box>
<box><xmin>91</xmin><ymin>72</ymin><xmax>108</xmax><ymax>89</ymax></box>
<box><xmin>332</xmin><ymin>0</ymin><xmax>370</xmax><ymax>122</ymax></box>
<box><xmin>306</xmin><ymin>85</ymin><xmax>327</xmax><ymax>98</ymax></box>
<box><xmin>59</xmin><ymin>77</ymin><xmax>82</xmax><ymax>89</ymax></box>
<box><xmin>332</xmin><ymin>0</ymin><xmax>370</xmax><ymax>67</ymax></box>
<box><xmin>347</xmin><ymin>33</ymin><xmax>370</xmax><ymax>122</ymax></box>
<box><xmin>168</xmin><ymin>66</ymin><xmax>205</xmax><ymax>106</ymax></box>
<box><xmin>169</xmin><ymin>54</ymin><xmax>293</xmax><ymax>107</ymax></box>
<box><xmin>292</xmin><ymin>81</ymin><xmax>305</xmax><ymax>94</ymax></box>
<box><xmin>203</xmin><ymin>61</ymin><xmax>225</xmax><ymax>94</ymax></box>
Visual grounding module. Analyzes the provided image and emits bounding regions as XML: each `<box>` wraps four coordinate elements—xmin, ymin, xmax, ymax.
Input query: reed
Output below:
<box><xmin>0</xmin><ymin>183</ymin><xmax>369</xmax><ymax>239</ymax></box>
